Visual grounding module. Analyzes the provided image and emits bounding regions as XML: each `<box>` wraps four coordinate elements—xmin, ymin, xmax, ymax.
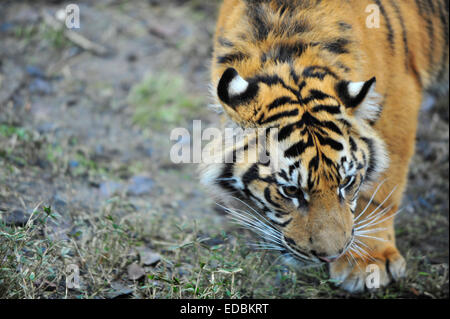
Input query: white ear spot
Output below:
<box><xmin>352</xmin><ymin>81</ymin><xmax>382</xmax><ymax>122</ymax></box>
<box><xmin>348</xmin><ymin>81</ymin><xmax>365</xmax><ymax>97</ymax></box>
<box><xmin>228</xmin><ymin>75</ymin><xmax>249</xmax><ymax>96</ymax></box>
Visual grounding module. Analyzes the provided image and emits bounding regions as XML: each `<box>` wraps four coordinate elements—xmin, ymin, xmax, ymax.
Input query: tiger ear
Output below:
<box><xmin>217</xmin><ymin>67</ymin><xmax>259</xmax><ymax>110</ymax></box>
<box><xmin>336</xmin><ymin>77</ymin><xmax>382</xmax><ymax>122</ymax></box>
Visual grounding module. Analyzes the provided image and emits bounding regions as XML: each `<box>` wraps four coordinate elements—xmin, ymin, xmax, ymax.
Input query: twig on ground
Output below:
<box><xmin>41</xmin><ymin>10</ymin><xmax>109</xmax><ymax>56</ymax></box>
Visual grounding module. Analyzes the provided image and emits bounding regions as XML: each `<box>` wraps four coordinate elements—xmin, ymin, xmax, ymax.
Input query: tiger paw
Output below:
<box><xmin>329</xmin><ymin>245</ymin><xmax>406</xmax><ymax>293</ymax></box>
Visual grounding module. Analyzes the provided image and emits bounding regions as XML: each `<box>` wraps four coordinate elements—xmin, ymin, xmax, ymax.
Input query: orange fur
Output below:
<box><xmin>201</xmin><ymin>0</ymin><xmax>448</xmax><ymax>292</ymax></box>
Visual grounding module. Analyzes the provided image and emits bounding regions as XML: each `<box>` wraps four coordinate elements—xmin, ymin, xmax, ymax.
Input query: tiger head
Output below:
<box><xmin>201</xmin><ymin>64</ymin><xmax>388</xmax><ymax>265</ymax></box>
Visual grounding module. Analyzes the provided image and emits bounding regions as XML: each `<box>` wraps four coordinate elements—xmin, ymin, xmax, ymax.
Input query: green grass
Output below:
<box><xmin>128</xmin><ymin>73</ymin><xmax>202</xmax><ymax>129</ymax></box>
<box><xmin>0</xmin><ymin>206</ymin><xmax>64</xmax><ymax>298</ymax></box>
<box><xmin>12</xmin><ymin>22</ymin><xmax>71</xmax><ymax>49</ymax></box>
<box><xmin>1</xmin><ymin>195</ymin><xmax>447</xmax><ymax>298</ymax></box>
<box><xmin>0</xmin><ymin>124</ymin><xmax>32</xmax><ymax>141</ymax></box>
<box><xmin>0</xmin><ymin>199</ymin><xmax>328</xmax><ymax>298</ymax></box>
<box><xmin>0</xmin><ymin>123</ymin><xmax>447</xmax><ymax>299</ymax></box>
<box><xmin>1</xmin><ymin>0</ymin><xmax>447</xmax><ymax>299</ymax></box>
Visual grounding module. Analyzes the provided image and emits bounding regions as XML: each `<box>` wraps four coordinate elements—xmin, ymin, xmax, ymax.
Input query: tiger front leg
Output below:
<box><xmin>329</xmin><ymin>200</ymin><xmax>406</xmax><ymax>293</ymax></box>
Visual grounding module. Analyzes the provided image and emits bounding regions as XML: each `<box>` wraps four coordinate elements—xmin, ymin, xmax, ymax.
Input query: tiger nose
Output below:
<box><xmin>310</xmin><ymin>237</ymin><xmax>352</xmax><ymax>263</ymax></box>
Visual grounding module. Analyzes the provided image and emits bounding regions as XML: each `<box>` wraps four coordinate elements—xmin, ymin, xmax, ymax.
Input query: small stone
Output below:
<box><xmin>29</xmin><ymin>78</ymin><xmax>52</xmax><ymax>95</ymax></box>
<box><xmin>137</xmin><ymin>247</ymin><xmax>161</xmax><ymax>266</ymax></box>
<box><xmin>52</xmin><ymin>194</ymin><xmax>67</xmax><ymax>213</ymax></box>
<box><xmin>25</xmin><ymin>65</ymin><xmax>46</xmax><ymax>78</ymax></box>
<box><xmin>126</xmin><ymin>53</ymin><xmax>137</xmax><ymax>62</ymax></box>
<box><xmin>106</xmin><ymin>282</ymin><xmax>134</xmax><ymax>299</ymax></box>
<box><xmin>127</xmin><ymin>263</ymin><xmax>145</xmax><ymax>281</ymax></box>
<box><xmin>3</xmin><ymin>209</ymin><xmax>30</xmax><ymax>227</ymax></box>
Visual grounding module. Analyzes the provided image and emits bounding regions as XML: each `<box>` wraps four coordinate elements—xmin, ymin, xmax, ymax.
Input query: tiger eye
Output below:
<box><xmin>283</xmin><ymin>186</ymin><xmax>298</xmax><ymax>197</ymax></box>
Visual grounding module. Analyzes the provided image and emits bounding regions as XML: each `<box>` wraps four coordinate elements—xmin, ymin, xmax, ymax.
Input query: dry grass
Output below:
<box><xmin>0</xmin><ymin>0</ymin><xmax>447</xmax><ymax>299</ymax></box>
<box><xmin>1</xmin><ymin>196</ymin><xmax>448</xmax><ymax>298</ymax></box>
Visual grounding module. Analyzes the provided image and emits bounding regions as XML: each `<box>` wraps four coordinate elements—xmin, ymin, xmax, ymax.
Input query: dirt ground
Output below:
<box><xmin>0</xmin><ymin>0</ymin><xmax>448</xmax><ymax>299</ymax></box>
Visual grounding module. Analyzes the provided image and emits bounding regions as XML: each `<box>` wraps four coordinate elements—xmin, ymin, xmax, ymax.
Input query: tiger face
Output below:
<box><xmin>201</xmin><ymin>64</ymin><xmax>389</xmax><ymax>265</ymax></box>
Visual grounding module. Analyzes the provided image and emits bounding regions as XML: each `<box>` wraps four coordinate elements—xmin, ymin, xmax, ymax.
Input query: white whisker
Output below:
<box><xmin>355</xmin><ymin>204</ymin><xmax>393</xmax><ymax>231</ymax></box>
<box><xmin>354</xmin><ymin>233</ymin><xmax>387</xmax><ymax>242</ymax></box>
<box><xmin>359</xmin><ymin>208</ymin><xmax>404</xmax><ymax>230</ymax></box>
<box><xmin>354</xmin><ymin>179</ymin><xmax>387</xmax><ymax>222</ymax></box>
<box><xmin>355</xmin><ymin>185</ymin><xmax>397</xmax><ymax>226</ymax></box>
<box><xmin>216</xmin><ymin>203</ymin><xmax>283</xmax><ymax>246</ymax></box>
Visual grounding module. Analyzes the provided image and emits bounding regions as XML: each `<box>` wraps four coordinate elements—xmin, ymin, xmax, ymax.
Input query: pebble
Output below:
<box><xmin>127</xmin><ymin>263</ymin><xmax>145</xmax><ymax>281</ymax></box>
<box><xmin>25</xmin><ymin>65</ymin><xmax>46</xmax><ymax>78</ymax></box>
<box><xmin>52</xmin><ymin>194</ymin><xmax>67</xmax><ymax>213</ymax></box>
<box><xmin>106</xmin><ymin>282</ymin><xmax>134</xmax><ymax>299</ymax></box>
<box><xmin>29</xmin><ymin>78</ymin><xmax>53</xmax><ymax>95</ymax></box>
<box><xmin>3</xmin><ymin>209</ymin><xmax>30</xmax><ymax>227</ymax></box>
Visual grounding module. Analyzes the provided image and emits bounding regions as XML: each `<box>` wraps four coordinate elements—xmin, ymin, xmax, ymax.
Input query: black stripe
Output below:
<box><xmin>218</xmin><ymin>163</ymin><xmax>237</xmax><ymax>194</ymax></box>
<box><xmin>316</xmin><ymin>134</ymin><xmax>343</xmax><ymax>151</ymax></box>
<box><xmin>320</xmin><ymin>121</ymin><xmax>343</xmax><ymax>135</ymax></box>
<box><xmin>251</xmin><ymin>74</ymin><xmax>301</xmax><ymax>99</ymax></box>
<box><xmin>336</xmin><ymin>77</ymin><xmax>376</xmax><ymax>109</ymax></box>
<box><xmin>322</xmin><ymin>38</ymin><xmax>350</xmax><ymax>54</ymax></box>
<box><xmin>278</xmin><ymin>113</ymin><xmax>343</xmax><ymax>141</ymax></box>
<box><xmin>338</xmin><ymin>118</ymin><xmax>352</xmax><ymax>128</ymax></box>
<box><xmin>360</xmin><ymin>137</ymin><xmax>377</xmax><ymax>182</ymax></box>
<box><xmin>427</xmin><ymin>0</ymin><xmax>436</xmax><ymax>13</ymax></box>
<box><xmin>374</xmin><ymin>0</ymin><xmax>395</xmax><ymax>51</ymax></box>
<box><xmin>278</xmin><ymin>123</ymin><xmax>297</xmax><ymax>141</ymax></box>
<box><xmin>338</xmin><ymin>21</ymin><xmax>352</xmax><ymax>31</ymax></box>
<box><xmin>302</xmin><ymin>66</ymin><xmax>338</xmax><ymax>80</ymax></box>
<box><xmin>415</xmin><ymin>0</ymin><xmax>424</xmax><ymax>15</ymax></box>
<box><xmin>287</xmin><ymin>19</ymin><xmax>311</xmax><ymax>36</ymax></box>
<box><xmin>271</xmin><ymin>217</ymin><xmax>292</xmax><ymax>228</ymax></box>
<box><xmin>300</xmin><ymin>90</ymin><xmax>333</xmax><ymax>105</ymax></box>
<box><xmin>424</xmin><ymin>0</ymin><xmax>436</xmax><ymax>73</ymax></box>
<box><xmin>284</xmin><ymin>135</ymin><xmax>314</xmax><ymax>158</ymax></box>
<box><xmin>389</xmin><ymin>0</ymin><xmax>409</xmax><ymax>70</ymax></box>
<box><xmin>259</xmin><ymin>109</ymin><xmax>299</xmax><ymax>125</ymax></box>
<box><xmin>247</xmin><ymin>5</ymin><xmax>270</xmax><ymax>41</ymax></box>
<box><xmin>311</xmin><ymin>104</ymin><xmax>341</xmax><ymax>114</ymax></box>
<box><xmin>436</xmin><ymin>0</ymin><xmax>449</xmax><ymax>83</ymax></box>
<box><xmin>335</xmin><ymin>62</ymin><xmax>351</xmax><ymax>73</ymax></box>
<box><xmin>262</xmin><ymin>42</ymin><xmax>308</xmax><ymax>63</ymax></box>
<box><xmin>217</xmin><ymin>52</ymin><xmax>248</xmax><ymax>65</ymax></box>
<box><xmin>267</xmin><ymin>96</ymin><xmax>297</xmax><ymax>110</ymax></box>
<box><xmin>290</xmin><ymin>66</ymin><xmax>300</xmax><ymax>84</ymax></box>
<box><xmin>264</xmin><ymin>187</ymin><xmax>281</xmax><ymax>208</ymax></box>
<box><xmin>349</xmin><ymin>136</ymin><xmax>357</xmax><ymax>152</ymax></box>
<box><xmin>242</xmin><ymin>163</ymin><xmax>260</xmax><ymax>187</ymax></box>
<box><xmin>308</xmin><ymin>155</ymin><xmax>319</xmax><ymax>173</ymax></box>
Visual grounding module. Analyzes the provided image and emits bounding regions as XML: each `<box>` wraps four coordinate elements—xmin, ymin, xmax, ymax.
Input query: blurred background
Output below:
<box><xmin>0</xmin><ymin>0</ymin><xmax>448</xmax><ymax>299</ymax></box>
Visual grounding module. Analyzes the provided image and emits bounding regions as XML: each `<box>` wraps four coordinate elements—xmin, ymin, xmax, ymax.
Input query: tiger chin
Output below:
<box><xmin>199</xmin><ymin>0</ymin><xmax>448</xmax><ymax>293</ymax></box>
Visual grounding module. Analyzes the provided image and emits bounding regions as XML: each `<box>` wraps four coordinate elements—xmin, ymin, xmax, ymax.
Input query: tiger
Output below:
<box><xmin>199</xmin><ymin>0</ymin><xmax>449</xmax><ymax>293</ymax></box>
